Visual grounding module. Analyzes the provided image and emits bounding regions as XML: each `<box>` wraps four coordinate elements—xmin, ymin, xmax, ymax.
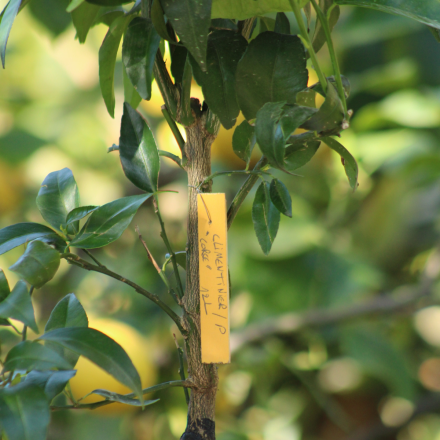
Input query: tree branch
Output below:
<box><xmin>61</xmin><ymin>253</ymin><xmax>187</xmax><ymax>336</ymax></box>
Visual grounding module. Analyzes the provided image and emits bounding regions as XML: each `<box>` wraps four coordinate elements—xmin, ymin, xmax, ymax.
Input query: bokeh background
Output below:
<box><xmin>1</xmin><ymin>3</ymin><xmax>440</xmax><ymax>440</ymax></box>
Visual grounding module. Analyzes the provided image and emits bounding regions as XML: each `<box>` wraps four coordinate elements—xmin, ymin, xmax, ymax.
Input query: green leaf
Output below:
<box><xmin>159</xmin><ymin>150</ymin><xmax>183</xmax><ymax>168</ymax></box>
<box><xmin>284</xmin><ymin>140</ymin><xmax>320</xmax><ymax>171</ymax></box>
<box><xmin>122</xmin><ymin>17</ymin><xmax>161</xmax><ymax>101</ymax></box>
<box><xmin>280</xmin><ymin>105</ymin><xmax>318</xmax><ymax>140</ymax></box>
<box><xmin>0</xmin><ymin>281</ymin><xmax>38</xmax><ymax>333</ymax></box>
<box><xmin>269</xmin><ymin>178</ymin><xmax>292</xmax><ymax>217</ymax></box>
<box><xmin>119</xmin><ymin>102</ymin><xmax>160</xmax><ymax>193</ymax></box>
<box><xmin>252</xmin><ymin>181</ymin><xmax>281</xmax><ymax>255</ymax></box>
<box><xmin>99</xmin><ymin>14</ymin><xmax>133</xmax><ymax>118</ymax></box>
<box><xmin>170</xmin><ymin>44</ymin><xmax>188</xmax><ymax>84</ymax></box>
<box><xmin>232</xmin><ymin>119</ymin><xmax>256</xmax><ymax>168</ymax></box>
<box><xmin>0</xmin><ymin>223</ymin><xmax>66</xmax><ymax>256</ymax></box>
<box><xmin>341</xmin><ymin>327</ymin><xmax>415</xmax><ymax>400</ymax></box>
<box><xmin>66</xmin><ymin>205</ymin><xmax>99</xmax><ymax>225</ymax></box>
<box><xmin>0</xmin><ymin>383</ymin><xmax>49</xmax><ymax>440</ymax></box>
<box><xmin>259</xmin><ymin>16</ymin><xmax>275</xmax><ymax>33</ymax></box>
<box><xmin>310</xmin><ymin>75</ymin><xmax>351</xmax><ymax>99</ymax></box>
<box><xmin>180</xmin><ymin>54</ymin><xmax>195</xmax><ymax>126</ymax></box>
<box><xmin>123</xmin><ymin>64</ymin><xmax>142</xmax><ymax>109</ymax></box>
<box><xmin>160</xmin><ymin>0</ymin><xmax>212</xmax><ymax>71</ymax></box>
<box><xmin>24</xmin><ymin>370</ymin><xmax>76</xmax><ymax>401</ymax></box>
<box><xmin>198</xmin><ymin>30</ymin><xmax>248</xmax><ymax>129</ymax></box>
<box><xmin>174</xmin><ymin>251</ymin><xmax>187</xmax><ymax>270</ymax></box>
<box><xmin>71</xmin><ymin>1</ymin><xmax>100</xmax><ymax>43</ymax></box>
<box><xmin>255</xmin><ymin>101</ymin><xmax>286</xmax><ymax>169</ymax></box>
<box><xmin>9</xmin><ymin>240</ymin><xmax>60</xmax><ymax>289</ymax></box>
<box><xmin>45</xmin><ymin>293</ymin><xmax>88</xmax><ymax>368</ymax></box>
<box><xmin>236</xmin><ymin>32</ymin><xmax>308</xmax><ymax>120</ymax></box>
<box><xmin>89</xmin><ymin>389</ymin><xmax>159</xmax><ymax>406</ymax></box>
<box><xmin>67</xmin><ymin>0</ymin><xmax>84</xmax><ymax>12</ymax></box>
<box><xmin>3</xmin><ymin>341</ymin><xmax>72</xmax><ymax>372</ymax></box>
<box><xmin>87</xmin><ymin>0</ymin><xmax>131</xmax><ymax>5</ymax></box>
<box><xmin>312</xmin><ymin>0</ymin><xmax>340</xmax><ymax>54</ymax></box>
<box><xmin>36</xmin><ymin>168</ymin><xmax>80</xmax><ymax>235</ymax></box>
<box><xmin>334</xmin><ymin>0</ymin><xmax>440</xmax><ymax>29</ymax></box>
<box><xmin>151</xmin><ymin>0</ymin><xmax>173</xmax><ymax>42</ymax></box>
<box><xmin>323</xmin><ymin>136</ymin><xmax>358</xmax><ymax>190</ymax></box>
<box><xmin>39</xmin><ymin>327</ymin><xmax>143</xmax><ymax>402</ymax></box>
<box><xmin>94</xmin><ymin>8</ymin><xmax>124</xmax><ymax>27</ymax></box>
<box><xmin>296</xmin><ymin>88</ymin><xmax>316</xmax><ymax>108</ymax></box>
<box><xmin>211</xmin><ymin>0</ymin><xmax>310</xmax><ymax>20</ymax></box>
<box><xmin>301</xmin><ymin>80</ymin><xmax>345</xmax><ymax>135</ymax></box>
<box><xmin>69</xmin><ymin>194</ymin><xmax>152</xmax><ymax>249</ymax></box>
<box><xmin>0</xmin><ymin>0</ymin><xmax>21</xmax><ymax>68</ymax></box>
<box><xmin>0</xmin><ymin>269</ymin><xmax>10</xmax><ymax>302</ymax></box>
<box><xmin>28</xmin><ymin>0</ymin><xmax>71</xmax><ymax>37</ymax></box>
<box><xmin>274</xmin><ymin>12</ymin><xmax>290</xmax><ymax>34</ymax></box>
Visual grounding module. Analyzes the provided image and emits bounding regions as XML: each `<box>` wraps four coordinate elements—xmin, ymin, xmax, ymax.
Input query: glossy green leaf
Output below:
<box><xmin>45</xmin><ymin>293</ymin><xmax>88</xmax><ymax>368</ymax></box>
<box><xmin>323</xmin><ymin>136</ymin><xmax>358</xmax><ymax>190</ymax></box>
<box><xmin>255</xmin><ymin>101</ymin><xmax>286</xmax><ymax>169</ymax></box>
<box><xmin>274</xmin><ymin>12</ymin><xmax>290</xmax><ymax>34</ymax></box>
<box><xmin>99</xmin><ymin>14</ymin><xmax>133</xmax><ymax>118</ymax></box>
<box><xmin>312</xmin><ymin>0</ymin><xmax>340</xmax><ymax>54</ymax></box>
<box><xmin>24</xmin><ymin>370</ymin><xmax>76</xmax><ymax>401</ymax></box>
<box><xmin>334</xmin><ymin>0</ymin><xmax>440</xmax><ymax>29</ymax></box>
<box><xmin>0</xmin><ymin>223</ymin><xmax>66</xmax><ymax>256</ymax></box>
<box><xmin>87</xmin><ymin>0</ymin><xmax>131</xmax><ymax>6</ymax></box>
<box><xmin>211</xmin><ymin>0</ymin><xmax>310</xmax><ymax>19</ymax></box>
<box><xmin>69</xmin><ymin>194</ymin><xmax>152</xmax><ymax>249</ymax></box>
<box><xmin>252</xmin><ymin>181</ymin><xmax>281</xmax><ymax>255</ymax></box>
<box><xmin>122</xmin><ymin>64</ymin><xmax>142</xmax><ymax>109</ymax></box>
<box><xmin>270</xmin><ymin>179</ymin><xmax>292</xmax><ymax>217</ymax></box>
<box><xmin>170</xmin><ymin>44</ymin><xmax>187</xmax><ymax>84</ymax></box>
<box><xmin>0</xmin><ymin>383</ymin><xmax>49</xmax><ymax>440</ymax></box>
<box><xmin>151</xmin><ymin>0</ymin><xmax>173</xmax><ymax>41</ymax></box>
<box><xmin>9</xmin><ymin>240</ymin><xmax>60</xmax><ymax>288</ymax></box>
<box><xmin>301</xmin><ymin>81</ymin><xmax>345</xmax><ymax>135</ymax></box>
<box><xmin>119</xmin><ymin>102</ymin><xmax>160</xmax><ymax>193</ymax></box>
<box><xmin>160</xmin><ymin>0</ymin><xmax>212</xmax><ymax>71</ymax></box>
<box><xmin>180</xmin><ymin>54</ymin><xmax>195</xmax><ymax>126</ymax></box>
<box><xmin>0</xmin><ymin>269</ymin><xmax>10</xmax><ymax>302</ymax></box>
<box><xmin>284</xmin><ymin>140</ymin><xmax>320</xmax><ymax>171</ymax></box>
<box><xmin>198</xmin><ymin>30</ymin><xmax>248</xmax><ymax>129</ymax></box>
<box><xmin>280</xmin><ymin>105</ymin><xmax>318</xmax><ymax>140</ymax></box>
<box><xmin>232</xmin><ymin>120</ymin><xmax>256</xmax><ymax>168</ymax></box>
<box><xmin>122</xmin><ymin>17</ymin><xmax>160</xmax><ymax>101</ymax></box>
<box><xmin>0</xmin><ymin>281</ymin><xmax>38</xmax><ymax>333</ymax></box>
<box><xmin>236</xmin><ymin>32</ymin><xmax>308</xmax><ymax>120</ymax></box>
<box><xmin>39</xmin><ymin>327</ymin><xmax>143</xmax><ymax>402</ymax></box>
<box><xmin>66</xmin><ymin>205</ymin><xmax>99</xmax><ymax>225</ymax></box>
<box><xmin>0</xmin><ymin>0</ymin><xmax>21</xmax><ymax>68</ymax></box>
<box><xmin>71</xmin><ymin>1</ymin><xmax>100</xmax><ymax>43</ymax></box>
<box><xmin>3</xmin><ymin>341</ymin><xmax>72</xmax><ymax>372</ymax></box>
<box><xmin>36</xmin><ymin>168</ymin><xmax>80</xmax><ymax>234</ymax></box>
<box><xmin>90</xmin><ymin>389</ymin><xmax>159</xmax><ymax>406</ymax></box>
<box><xmin>28</xmin><ymin>0</ymin><xmax>71</xmax><ymax>36</ymax></box>
<box><xmin>296</xmin><ymin>88</ymin><xmax>316</xmax><ymax>108</ymax></box>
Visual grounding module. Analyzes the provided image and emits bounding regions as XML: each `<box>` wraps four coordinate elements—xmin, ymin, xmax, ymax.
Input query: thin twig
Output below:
<box><xmin>173</xmin><ymin>333</ymin><xmax>190</xmax><ymax>405</ymax></box>
<box><xmin>82</xmin><ymin>249</ymin><xmax>105</xmax><ymax>268</ymax></box>
<box><xmin>154</xmin><ymin>52</ymin><xmax>179</xmax><ymax>118</ymax></box>
<box><xmin>153</xmin><ymin>197</ymin><xmax>185</xmax><ymax>299</ymax></box>
<box><xmin>227</xmin><ymin>156</ymin><xmax>269</xmax><ymax>230</ymax></box>
<box><xmin>61</xmin><ymin>253</ymin><xmax>187</xmax><ymax>336</ymax></box>
<box><xmin>51</xmin><ymin>380</ymin><xmax>192</xmax><ymax>411</ymax></box>
<box><xmin>197</xmin><ymin>170</ymin><xmax>269</xmax><ymax>192</ymax></box>
<box><xmin>161</xmin><ymin>105</ymin><xmax>187</xmax><ymax>164</ymax></box>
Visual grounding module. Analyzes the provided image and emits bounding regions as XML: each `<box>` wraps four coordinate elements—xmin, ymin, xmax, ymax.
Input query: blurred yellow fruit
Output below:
<box><xmin>69</xmin><ymin>318</ymin><xmax>158</xmax><ymax>414</ymax></box>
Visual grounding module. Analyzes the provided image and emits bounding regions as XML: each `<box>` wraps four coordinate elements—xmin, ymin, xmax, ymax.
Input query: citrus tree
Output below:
<box><xmin>0</xmin><ymin>1</ymin><xmax>440</xmax><ymax>439</ymax></box>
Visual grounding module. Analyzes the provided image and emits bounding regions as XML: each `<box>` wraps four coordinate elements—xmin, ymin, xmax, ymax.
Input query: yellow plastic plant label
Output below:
<box><xmin>197</xmin><ymin>193</ymin><xmax>230</xmax><ymax>364</ymax></box>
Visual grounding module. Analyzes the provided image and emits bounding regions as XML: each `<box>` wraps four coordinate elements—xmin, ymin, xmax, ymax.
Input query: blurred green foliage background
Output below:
<box><xmin>2</xmin><ymin>3</ymin><xmax>440</xmax><ymax>440</ymax></box>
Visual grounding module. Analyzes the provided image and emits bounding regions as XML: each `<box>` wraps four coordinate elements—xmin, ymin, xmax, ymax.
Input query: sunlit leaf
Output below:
<box><xmin>36</xmin><ymin>168</ymin><xmax>80</xmax><ymax>234</ymax></box>
<box><xmin>252</xmin><ymin>181</ymin><xmax>281</xmax><ymax>255</ymax></box>
<box><xmin>0</xmin><ymin>383</ymin><xmax>49</xmax><ymax>440</ymax></box>
<box><xmin>39</xmin><ymin>327</ymin><xmax>143</xmax><ymax>402</ymax></box>
<box><xmin>119</xmin><ymin>102</ymin><xmax>160</xmax><ymax>193</ymax></box>
<box><xmin>3</xmin><ymin>341</ymin><xmax>72</xmax><ymax>372</ymax></box>
<box><xmin>236</xmin><ymin>32</ymin><xmax>308</xmax><ymax>120</ymax></box>
<box><xmin>9</xmin><ymin>240</ymin><xmax>60</xmax><ymax>288</ymax></box>
<box><xmin>0</xmin><ymin>281</ymin><xmax>38</xmax><ymax>333</ymax></box>
<box><xmin>69</xmin><ymin>194</ymin><xmax>152</xmax><ymax>248</ymax></box>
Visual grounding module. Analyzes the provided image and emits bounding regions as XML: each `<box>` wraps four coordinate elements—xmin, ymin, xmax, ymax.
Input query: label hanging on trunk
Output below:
<box><xmin>197</xmin><ymin>193</ymin><xmax>230</xmax><ymax>364</ymax></box>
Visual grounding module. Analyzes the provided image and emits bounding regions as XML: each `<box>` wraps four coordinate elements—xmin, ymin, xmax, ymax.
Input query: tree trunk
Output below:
<box><xmin>181</xmin><ymin>109</ymin><xmax>219</xmax><ymax>440</ymax></box>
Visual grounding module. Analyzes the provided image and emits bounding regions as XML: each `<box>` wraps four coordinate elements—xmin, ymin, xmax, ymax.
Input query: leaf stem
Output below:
<box><xmin>173</xmin><ymin>334</ymin><xmax>190</xmax><ymax>405</ymax></box>
<box><xmin>82</xmin><ymin>249</ymin><xmax>105</xmax><ymax>268</ymax></box>
<box><xmin>154</xmin><ymin>52</ymin><xmax>179</xmax><ymax>118</ymax></box>
<box><xmin>198</xmin><ymin>169</ymin><xmax>269</xmax><ymax>191</ymax></box>
<box><xmin>227</xmin><ymin>156</ymin><xmax>269</xmax><ymax>230</ymax></box>
<box><xmin>310</xmin><ymin>0</ymin><xmax>348</xmax><ymax>117</ymax></box>
<box><xmin>153</xmin><ymin>197</ymin><xmax>185</xmax><ymax>299</ymax></box>
<box><xmin>161</xmin><ymin>105</ymin><xmax>187</xmax><ymax>164</ymax></box>
<box><xmin>51</xmin><ymin>380</ymin><xmax>191</xmax><ymax>411</ymax></box>
<box><xmin>289</xmin><ymin>0</ymin><xmax>327</xmax><ymax>95</ymax></box>
<box><xmin>61</xmin><ymin>253</ymin><xmax>187</xmax><ymax>335</ymax></box>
